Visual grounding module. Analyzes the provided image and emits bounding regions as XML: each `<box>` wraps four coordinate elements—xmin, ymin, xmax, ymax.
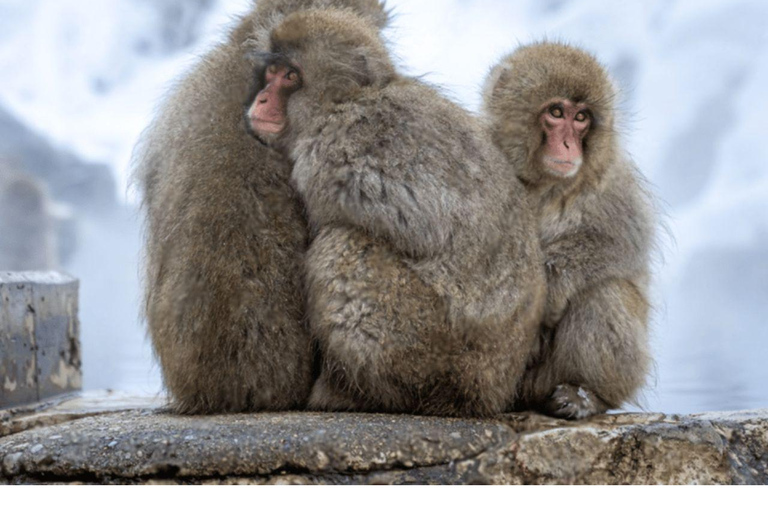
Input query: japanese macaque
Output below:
<box><xmin>0</xmin><ymin>171</ymin><xmax>57</xmax><ymax>272</ymax></box>
<box><xmin>483</xmin><ymin>42</ymin><xmax>655</xmax><ymax>420</ymax></box>
<box><xmin>133</xmin><ymin>0</ymin><xmax>390</xmax><ymax>414</ymax></box>
<box><xmin>247</xmin><ymin>9</ymin><xmax>546</xmax><ymax>417</ymax></box>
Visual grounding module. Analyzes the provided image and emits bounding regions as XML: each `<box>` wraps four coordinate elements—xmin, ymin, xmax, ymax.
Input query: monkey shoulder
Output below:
<box><xmin>308</xmin><ymin>83</ymin><xmax>502</xmax><ymax>186</ymax></box>
<box><xmin>332</xmin><ymin>85</ymin><xmax>473</xmax><ymax>145</ymax></box>
<box><xmin>598</xmin><ymin>164</ymin><xmax>656</xmax><ymax>247</ymax></box>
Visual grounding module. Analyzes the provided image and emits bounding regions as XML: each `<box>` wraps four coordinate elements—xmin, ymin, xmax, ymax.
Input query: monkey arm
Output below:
<box><xmin>543</xmin><ymin>176</ymin><xmax>654</xmax><ymax>327</ymax></box>
<box><xmin>543</xmin><ymin>225</ymin><xmax>645</xmax><ymax>327</ymax></box>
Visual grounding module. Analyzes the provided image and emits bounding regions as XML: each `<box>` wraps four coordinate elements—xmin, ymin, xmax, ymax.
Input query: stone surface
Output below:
<box><xmin>0</xmin><ymin>273</ymin><xmax>81</xmax><ymax>408</ymax></box>
<box><xmin>0</xmin><ymin>391</ymin><xmax>163</xmax><ymax>438</ymax></box>
<box><xmin>0</xmin><ymin>393</ymin><xmax>766</xmax><ymax>484</ymax></box>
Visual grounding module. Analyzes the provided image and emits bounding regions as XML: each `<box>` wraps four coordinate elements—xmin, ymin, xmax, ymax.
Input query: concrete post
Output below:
<box><xmin>0</xmin><ymin>272</ymin><xmax>81</xmax><ymax>409</ymax></box>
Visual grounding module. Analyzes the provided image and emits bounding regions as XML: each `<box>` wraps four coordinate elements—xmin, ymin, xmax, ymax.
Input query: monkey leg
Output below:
<box><xmin>145</xmin><ymin>155</ymin><xmax>314</xmax><ymax>415</ymax></box>
<box><xmin>306</xmin><ymin>227</ymin><xmax>520</xmax><ymax>417</ymax></box>
<box><xmin>307</xmin><ymin>368</ymin><xmax>362</xmax><ymax>412</ymax></box>
<box><xmin>522</xmin><ymin>279</ymin><xmax>651</xmax><ymax>420</ymax></box>
<box><xmin>148</xmin><ymin>244</ymin><xmax>314</xmax><ymax>415</ymax></box>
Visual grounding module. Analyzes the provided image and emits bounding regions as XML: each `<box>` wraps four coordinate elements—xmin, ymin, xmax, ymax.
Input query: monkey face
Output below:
<box><xmin>247</xmin><ymin>59</ymin><xmax>303</xmax><ymax>146</ymax></box>
<box><xmin>538</xmin><ymin>98</ymin><xmax>592</xmax><ymax>179</ymax></box>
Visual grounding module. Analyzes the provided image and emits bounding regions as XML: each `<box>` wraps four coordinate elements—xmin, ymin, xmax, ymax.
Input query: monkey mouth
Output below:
<box><xmin>252</xmin><ymin>119</ymin><xmax>286</xmax><ymax>134</ymax></box>
<box><xmin>544</xmin><ymin>156</ymin><xmax>582</xmax><ymax>178</ymax></box>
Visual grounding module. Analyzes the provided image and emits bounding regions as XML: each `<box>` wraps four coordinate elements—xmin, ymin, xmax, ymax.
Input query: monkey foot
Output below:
<box><xmin>544</xmin><ymin>384</ymin><xmax>609</xmax><ymax>421</ymax></box>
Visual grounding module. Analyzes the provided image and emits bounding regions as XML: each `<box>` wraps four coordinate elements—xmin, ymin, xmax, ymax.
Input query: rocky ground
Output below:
<box><xmin>1</xmin><ymin>391</ymin><xmax>766</xmax><ymax>485</ymax></box>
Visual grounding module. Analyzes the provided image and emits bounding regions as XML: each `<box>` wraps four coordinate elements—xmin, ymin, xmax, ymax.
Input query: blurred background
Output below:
<box><xmin>0</xmin><ymin>0</ymin><xmax>766</xmax><ymax>414</ymax></box>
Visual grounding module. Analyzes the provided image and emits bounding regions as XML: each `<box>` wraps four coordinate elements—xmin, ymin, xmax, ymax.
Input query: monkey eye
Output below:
<box><xmin>285</xmin><ymin>70</ymin><xmax>299</xmax><ymax>82</ymax></box>
<box><xmin>549</xmin><ymin>106</ymin><xmax>565</xmax><ymax>119</ymax></box>
<box><xmin>575</xmin><ymin>111</ymin><xmax>590</xmax><ymax>123</ymax></box>
<box><xmin>267</xmin><ymin>64</ymin><xmax>279</xmax><ymax>75</ymax></box>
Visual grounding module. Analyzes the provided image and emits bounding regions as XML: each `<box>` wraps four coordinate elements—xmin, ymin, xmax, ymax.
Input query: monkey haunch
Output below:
<box><xmin>483</xmin><ymin>43</ymin><xmax>656</xmax><ymax>420</ymax></box>
<box><xmin>134</xmin><ymin>0</ymin><xmax>390</xmax><ymax>415</ymax></box>
<box><xmin>248</xmin><ymin>9</ymin><xmax>546</xmax><ymax>418</ymax></box>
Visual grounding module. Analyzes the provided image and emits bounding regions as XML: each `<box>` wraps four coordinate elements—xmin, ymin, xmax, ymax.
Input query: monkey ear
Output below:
<box><xmin>353</xmin><ymin>54</ymin><xmax>373</xmax><ymax>87</ymax></box>
<box><xmin>351</xmin><ymin>49</ymin><xmax>393</xmax><ymax>89</ymax></box>
<box><xmin>482</xmin><ymin>61</ymin><xmax>513</xmax><ymax>111</ymax></box>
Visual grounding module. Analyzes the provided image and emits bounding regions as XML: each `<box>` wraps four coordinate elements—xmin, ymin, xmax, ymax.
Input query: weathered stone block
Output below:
<box><xmin>0</xmin><ymin>272</ymin><xmax>80</xmax><ymax>409</ymax></box>
<box><xmin>0</xmin><ymin>279</ymin><xmax>36</xmax><ymax>407</ymax></box>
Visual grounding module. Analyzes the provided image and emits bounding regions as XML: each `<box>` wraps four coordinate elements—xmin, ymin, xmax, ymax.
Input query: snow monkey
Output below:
<box><xmin>483</xmin><ymin>42</ymin><xmax>656</xmax><ymax>420</ymax></box>
<box><xmin>247</xmin><ymin>9</ymin><xmax>546</xmax><ymax>417</ymax></box>
<box><xmin>134</xmin><ymin>0</ymin><xmax>390</xmax><ymax>415</ymax></box>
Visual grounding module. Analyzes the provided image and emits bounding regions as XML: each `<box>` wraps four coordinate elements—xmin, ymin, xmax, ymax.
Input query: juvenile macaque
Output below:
<box><xmin>483</xmin><ymin>42</ymin><xmax>655</xmax><ymax>419</ymax></box>
<box><xmin>248</xmin><ymin>9</ymin><xmax>546</xmax><ymax>417</ymax></box>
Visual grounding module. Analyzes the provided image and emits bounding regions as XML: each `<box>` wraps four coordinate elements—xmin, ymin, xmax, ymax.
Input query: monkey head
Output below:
<box><xmin>254</xmin><ymin>0</ymin><xmax>391</xmax><ymax>31</ymax></box>
<box><xmin>246</xmin><ymin>9</ymin><xmax>395</xmax><ymax>150</ymax></box>
<box><xmin>483</xmin><ymin>42</ymin><xmax>618</xmax><ymax>186</ymax></box>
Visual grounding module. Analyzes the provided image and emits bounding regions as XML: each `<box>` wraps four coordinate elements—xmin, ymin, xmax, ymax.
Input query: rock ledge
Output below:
<box><xmin>1</xmin><ymin>392</ymin><xmax>766</xmax><ymax>484</ymax></box>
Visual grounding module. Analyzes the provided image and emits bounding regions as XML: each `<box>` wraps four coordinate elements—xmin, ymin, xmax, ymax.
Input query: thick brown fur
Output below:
<box><xmin>133</xmin><ymin>0</ymin><xmax>390</xmax><ymax>415</ymax></box>
<box><xmin>483</xmin><ymin>42</ymin><xmax>655</xmax><ymax>419</ymax></box>
<box><xmin>257</xmin><ymin>10</ymin><xmax>545</xmax><ymax>417</ymax></box>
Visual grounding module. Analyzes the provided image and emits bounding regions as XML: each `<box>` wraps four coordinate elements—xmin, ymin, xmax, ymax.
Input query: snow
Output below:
<box><xmin>1</xmin><ymin>0</ymin><xmax>766</xmax><ymax>414</ymax></box>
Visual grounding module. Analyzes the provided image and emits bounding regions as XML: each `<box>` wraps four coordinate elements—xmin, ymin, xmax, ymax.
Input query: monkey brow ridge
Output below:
<box><xmin>253</xmin><ymin>51</ymin><xmax>296</xmax><ymax>70</ymax></box>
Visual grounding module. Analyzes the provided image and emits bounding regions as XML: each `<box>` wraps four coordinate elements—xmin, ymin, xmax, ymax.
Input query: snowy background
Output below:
<box><xmin>1</xmin><ymin>0</ymin><xmax>766</xmax><ymax>414</ymax></box>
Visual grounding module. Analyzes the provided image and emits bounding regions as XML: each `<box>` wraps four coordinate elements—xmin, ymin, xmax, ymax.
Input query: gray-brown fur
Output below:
<box><xmin>0</xmin><ymin>171</ymin><xmax>57</xmax><ymax>272</ymax></box>
<box><xmin>483</xmin><ymin>42</ymin><xmax>655</xmax><ymax>419</ymax></box>
<box><xmin>133</xmin><ymin>0</ymin><xmax>390</xmax><ymax>414</ymax></box>
<box><xmin>256</xmin><ymin>10</ymin><xmax>545</xmax><ymax>417</ymax></box>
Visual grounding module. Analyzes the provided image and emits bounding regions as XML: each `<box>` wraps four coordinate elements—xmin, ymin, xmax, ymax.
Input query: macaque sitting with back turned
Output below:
<box><xmin>247</xmin><ymin>9</ymin><xmax>545</xmax><ymax>417</ymax></box>
<box><xmin>483</xmin><ymin>42</ymin><xmax>656</xmax><ymax>420</ymax></box>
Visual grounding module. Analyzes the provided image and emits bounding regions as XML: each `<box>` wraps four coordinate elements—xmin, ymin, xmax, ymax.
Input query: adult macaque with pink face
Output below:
<box><xmin>483</xmin><ymin>42</ymin><xmax>656</xmax><ymax>420</ymax></box>
<box><xmin>248</xmin><ymin>62</ymin><xmax>302</xmax><ymax>139</ymax></box>
<box><xmin>135</xmin><ymin>0</ymin><xmax>391</xmax><ymax>416</ymax></box>
<box><xmin>244</xmin><ymin>9</ymin><xmax>546</xmax><ymax>418</ymax></box>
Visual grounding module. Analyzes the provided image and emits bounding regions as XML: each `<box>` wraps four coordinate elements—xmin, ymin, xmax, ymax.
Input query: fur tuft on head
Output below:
<box><xmin>269</xmin><ymin>9</ymin><xmax>395</xmax><ymax>103</ymax></box>
<box><xmin>255</xmin><ymin>0</ymin><xmax>391</xmax><ymax>30</ymax></box>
